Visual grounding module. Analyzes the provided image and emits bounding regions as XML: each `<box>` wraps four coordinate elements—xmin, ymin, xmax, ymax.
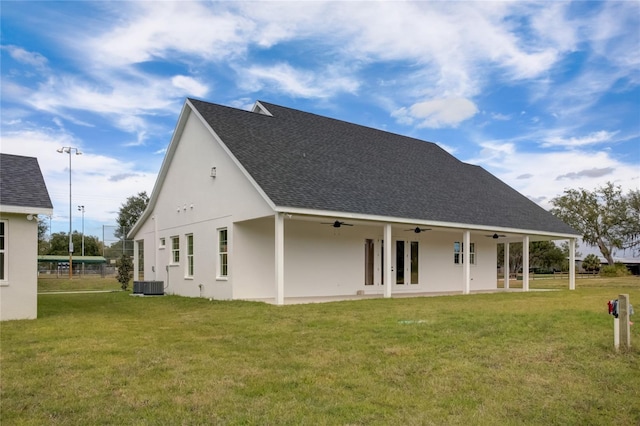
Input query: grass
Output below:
<box><xmin>37</xmin><ymin>275</ymin><xmax>123</xmax><ymax>293</ymax></box>
<box><xmin>2</xmin><ymin>277</ymin><xmax>639</xmax><ymax>425</ymax></box>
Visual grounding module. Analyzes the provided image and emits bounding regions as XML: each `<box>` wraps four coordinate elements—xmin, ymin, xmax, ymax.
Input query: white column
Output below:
<box><xmin>384</xmin><ymin>224</ymin><xmax>392</xmax><ymax>298</ymax></box>
<box><xmin>522</xmin><ymin>235</ymin><xmax>530</xmax><ymax>292</ymax></box>
<box><xmin>569</xmin><ymin>238</ymin><xmax>576</xmax><ymax>290</ymax></box>
<box><xmin>463</xmin><ymin>230</ymin><xmax>471</xmax><ymax>294</ymax></box>
<box><xmin>275</xmin><ymin>213</ymin><xmax>285</xmax><ymax>305</ymax></box>
<box><xmin>504</xmin><ymin>242</ymin><xmax>510</xmax><ymax>289</ymax></box>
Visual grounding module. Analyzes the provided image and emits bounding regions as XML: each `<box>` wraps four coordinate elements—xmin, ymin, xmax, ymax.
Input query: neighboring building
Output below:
<box><xmin>0</xmin><ymin>154</ymin><xmax>53</xmax><ymax>320</ymax></box>
<box><xmin>129</xmin><ymin>99</ymin><xmax>580</xmax><ymax>304</ymax></box>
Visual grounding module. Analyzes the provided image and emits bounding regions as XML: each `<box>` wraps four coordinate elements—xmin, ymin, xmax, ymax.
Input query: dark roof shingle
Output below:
<box><xmin>189</xmin><ymin>98</ymin><xmax>577</xmax><ymax>235</ymax></box>
<box><xmin>0</xmin><ymin>153</ymin><xmax>53</xmax><ymax>210</ymax></box>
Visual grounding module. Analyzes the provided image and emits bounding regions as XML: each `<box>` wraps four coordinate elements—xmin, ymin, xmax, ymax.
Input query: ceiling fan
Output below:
<box><xmin>322</xmin><ymin>220</ymin><xmax>353</xmax><ymax>228</ymax></box>
<box><xmin>486</xmin><ymin>233</ymin><xmax>506</xmax><ymax>239</ymax></box>
<box><xmin>405</xmin><ymin>227</ymin><xmax>431</xmax><ymax>234</ymax></box>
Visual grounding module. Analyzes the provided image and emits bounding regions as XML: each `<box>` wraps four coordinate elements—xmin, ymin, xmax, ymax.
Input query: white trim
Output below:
<box><xmin>0</xmin><ymin>219</ymin><xmax>7</xmax><ymax>285</ymax></box>
<box><xmin>185</xmin><ymin>233</ymin><xmax>194</xmax><ymax>278</ymax></box>
<box><xmin>217</xmin><ymin>228</ymin><xmax>228</xmax><ymax>280</ymax></box>
<box><xmin>0</xmin><ymin>205</ymin><xmax>52</xmax><ymax>215</ymax></box>
<box><xmin>276</xmin><ymin>207</ymin><xmax>581</xmax><ymax>239</ymax></box>
<box><xmin>251</xmin><ymin>101</ymin><xmax>273</xmax><ymax>116</ymax></box>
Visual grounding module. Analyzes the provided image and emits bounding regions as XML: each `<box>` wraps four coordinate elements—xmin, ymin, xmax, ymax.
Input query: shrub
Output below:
<box><xmin>115</xmin><ymin>254</ymin><xmax>133</xmax><ymax>290</ymax></box>
<box><xmin>600</xmin><ymin>263</ymin><xmax>631</xmax><ymax>277</ymax></box>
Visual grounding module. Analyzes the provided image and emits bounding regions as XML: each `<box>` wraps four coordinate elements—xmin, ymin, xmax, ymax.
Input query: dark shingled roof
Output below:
<box><xmin>189</xmin><ymin>98</ymin><xmax>578</xmax><ymax>235</ymax></box>
<box><xmin>0</xmin><ymin>153</ymin><xmax>53</xmax><ymax>210</ymax></box>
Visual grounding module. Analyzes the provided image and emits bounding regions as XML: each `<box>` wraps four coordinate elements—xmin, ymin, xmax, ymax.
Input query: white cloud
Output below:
<box><xmin>3</xmin><ymin>45</ymin><xmax>48</xmax><ymax>68</ymax></box>
<box><xmin>171</xmin><ymin>76</ymin><xmax>209</xmax><ymax>97</ymax></box>
<box><xmin>542</xmin><ymin>130</ymin><xmax>618</xmax><ymax>147</ymax></box>
<box><xmin>1</xmin><ymin>128</ymin><xmax>156</xmax><ymax>227</ymax></box>
<box><xmin>392</xmin><ymin>98</ymin><xmax>479</xmax><ymax>128</ymax></box>
<box><xmin>241</xmin><ymin>63</ymin><xmax>359</xmax><ymax>99</ymax></box>
<box><xmin>471</xmin><ymin>142</ymin><xmax>639</xmax><ymax>210</ymax></box>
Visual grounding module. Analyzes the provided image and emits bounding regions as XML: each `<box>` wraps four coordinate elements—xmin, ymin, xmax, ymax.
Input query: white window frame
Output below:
<box><xmin>217</xmin><ymin>228</ymin><xmax>228</xmax><ymax>279</ymax></box>
<box><xmin>159</xmin><ymin>237</ymin><xmax>166</xmax><ymax>249</ymax></box>
<box><xmin>170</xmin><ymin>236</ymin><xmax>180</xmax><ymax>264</ymax></box>
<box><xmin>0</xmin><ymin>220</ymin><xmax>7</xmax><ymax>285</ymax></box>
<box><xmin>186</xmin><ymin>234</ymin><xmax>194</xmax><ymax>278</ymax></box>
<box><xmin>454</xmin><ymin>241</ymin><xmax>475</xmax><ymax>265</ymax></box>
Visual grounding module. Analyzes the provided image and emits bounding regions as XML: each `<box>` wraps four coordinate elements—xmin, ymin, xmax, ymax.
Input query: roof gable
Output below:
<box><xmin>187</xmin><ymin>99</ymin><xmax>577</xmax><ymax>236</ymax></box>
<box><xmin>0</xmin><ymin>153</ymin><xmax>53</xmax><ymax>211</ymax></box>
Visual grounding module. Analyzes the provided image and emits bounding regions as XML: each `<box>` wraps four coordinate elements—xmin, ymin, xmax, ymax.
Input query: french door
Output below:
<box><xmin>395</xmin><ymin>240</ymin><xmax>419</xmax><ymax>285</ymax></box>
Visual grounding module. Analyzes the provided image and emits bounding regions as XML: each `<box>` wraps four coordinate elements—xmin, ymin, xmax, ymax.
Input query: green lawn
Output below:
<box><xmin>2</xmin><ymin>277</ymin><xmax>639</xmax><ymax>425</ymax></box>
<box><xmin>37</xmin><ymin>275</ymin><xmax>123</xmax><ymax>293</ymax></box>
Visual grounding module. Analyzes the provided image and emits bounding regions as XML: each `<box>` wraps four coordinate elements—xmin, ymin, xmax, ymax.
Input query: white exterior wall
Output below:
<box><xmin>231</xmin><ymin>219</ymin><xmax>499</xmax><ymax>300</ymax></box>
<box><xmin>134</xmin><ymin>109</ymin><xmax>273</xmax><ymax>299</ymax></box>
<box><xmin>422</xmin><ymin>231</ymin><xmax>497</xmax><ymax>292</ymax></box>
<box><xmin>0</xmin><ymin>213</ymin><xmax>38</xmax><ymax>320</ymax></box>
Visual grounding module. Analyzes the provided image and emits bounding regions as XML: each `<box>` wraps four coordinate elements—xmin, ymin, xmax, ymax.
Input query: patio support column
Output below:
<box><xmin>522</xmin><ymin>235</ymin><xmax>530</xmax><ymax>292</ymax></box>
<box><xmin>569</xmin><ymin>238</ymin><xmax>576</xmax><ymax>290</ymax></box>
<box><xmin>463</xmin><ymin>230</ymin><xmax>471</xmax><ymax>294</ymax></box>
<box><xmin>275</xmin><ymin>213</ymin><xmax>285</xmax><ymax>305</ymax></box>
<box><xmin>384</xmin><ymin>224</ymin><xmax>392</xmax><ymax>298</ymax></box>
<box><xmin>504</xmin><ymin>241</ymin><xmax>510</xmax><ymax>289</ymax></box>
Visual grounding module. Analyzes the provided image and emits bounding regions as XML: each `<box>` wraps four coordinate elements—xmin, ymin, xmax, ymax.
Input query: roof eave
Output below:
<box><xmin>0</xmin><ymin>205</ymin><xmax>53</xmax><ymax>215</ymax></box>
<box><xmin>275</xmin><ymin>206</ymin><xmax>581</xmax><ymax>239</ymax></box>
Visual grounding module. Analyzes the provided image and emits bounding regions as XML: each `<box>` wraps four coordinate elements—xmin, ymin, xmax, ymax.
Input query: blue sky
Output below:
<box><xmin>1</xmin><ymin>1</ymin><xmax>639</xmax><ymax>253</ymax></box>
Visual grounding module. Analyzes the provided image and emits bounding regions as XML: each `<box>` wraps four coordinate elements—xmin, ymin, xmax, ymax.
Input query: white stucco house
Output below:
<box><xmin>129</xmin><ymin>98</ymin><xmax>580</xmax><ymax>304</ymax></box>
<box><xmin>0</xmin><ymin>154</ymin><xmax>53</xmax><ymax>320</ymax></box>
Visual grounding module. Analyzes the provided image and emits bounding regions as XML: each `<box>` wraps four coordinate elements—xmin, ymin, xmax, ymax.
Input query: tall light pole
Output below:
<box><xmin>57</xmin><ymin>147</ymin><xmax>82</xmax><ymax>279</ymax></box>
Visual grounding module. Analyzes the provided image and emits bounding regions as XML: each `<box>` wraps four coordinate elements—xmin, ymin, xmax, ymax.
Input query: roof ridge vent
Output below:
<box><xmin>251</xmin><ymin>101</ymin><xmax>273</xmax><ymax>116</ymax></box>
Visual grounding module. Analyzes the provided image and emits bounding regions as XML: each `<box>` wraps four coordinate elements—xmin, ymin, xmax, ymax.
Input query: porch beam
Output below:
<box><xmin>569</xmin><ymin>238</ymin><xmax>576</xmax><ymax>290</ymax></box>
<box><xmin>275</xmin><ymin>213</ymin><xmax>285</xmax><ymax>305</ymax></box>
<box><xmin>463</xmin><ymin>230</ymin><xmax>471</xmax><ymax>294</ymax></box>
<box><xmin>522</xmin><ymin>235</ymin><xmax>530</xmax><ymax>292</ymax></box>
<box><xmin>384</xmin><ymin>224</ymin><xmax>392</xmax><ymax>298</ymax></box>
<box><xmin>504</xmin><ymin>241</ymin><xmax>510</xmax><ymax>289</ymax></box>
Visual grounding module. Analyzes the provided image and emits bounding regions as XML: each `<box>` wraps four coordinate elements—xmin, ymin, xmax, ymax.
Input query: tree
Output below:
<box><xmin>550</xmin><ymin>182</ymin><xmax>640</xmax><ymax>266</ymax></box>
<box><xmin>37</xmin><ymin>217</ymin><xmax>49</xmax><ymax>254</ymax></box>
<box><xmin>115</xmin><ymin>254</ymin><xmax>133</xmax><ymax>291</ymax></box>
<box><xmin>498</xmin><ymin>241</ymin><xmax>568</xmax><ymax>275</ymax></box>
<box><xmin>582</xmin><ymin>254</ymin><xmax>600</xmax><ymax>273</ymax></box>
<box><xmin>47</xmin><ymin>232</ymin><xmax>103</xmax><ymax>256</ymax></box>
<box><xmin>529</xmin><ymin>241</ymin><xmax>565</xmax><ymax>272</ymax></box>
<box><xmin>115</xmin><ymin>191</ymin><xmax>149</xmax><ymax>240</ymax></box>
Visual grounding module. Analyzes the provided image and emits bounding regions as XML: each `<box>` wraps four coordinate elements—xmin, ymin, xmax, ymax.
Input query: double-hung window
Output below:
<box><xmin>170</xmin><ymin>236</ymin><xmax>180</xmax><ymax>264</ymax></box>
<box><xmin>218</xmin><ymin>228</ymin><xmax>228</xmax><ymax>278</ymax></box>
<box><xmin>186</xmin><ymin>234</ymin><xmax>194</xmax><ymax>277</ymax></box>
<box><xmin>454</xmin><ymin>242</ymin><xmax>475</xmax><ymax>265</ymax></box>
<box><xmin>0</xmin><ymin>221</ymin><xmax>6</xmax><ymax>282</ymax></box>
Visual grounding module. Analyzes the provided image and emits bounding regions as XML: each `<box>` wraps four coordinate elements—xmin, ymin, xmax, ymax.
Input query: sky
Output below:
<box><xmin>1</xmin><ymin>1</ymin><xmax>639</xmax><ymax>255</ymax></box>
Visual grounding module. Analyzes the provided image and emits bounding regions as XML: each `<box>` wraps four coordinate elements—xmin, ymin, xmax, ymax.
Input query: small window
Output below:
<box><xmin>186</xmin><ymin>234</ymin><xmax>194</xmax><ymax>277</ymax></box>
<box><xmin>454</xmin><ymin>242</ymin><xmax>475</xmax><ymax>265</ymax></box>
<box><xmin>218</xmin><ymin>228</ymin><xmax>228</xmax><ymax>278</ymax></box>
<box><xmin>171</xmin><ymin>236</ymin><xmax>180</xmax><ymax>264</ymax></box>
<box><xmin>159</xmin><ymin>237</ymin><xmax>166</xmax><ymax>249</ymax></box>
<box><xmin>0</xmin><ymin>221</ymin><xmax>6</xmax><ymax>282</ymax></box>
